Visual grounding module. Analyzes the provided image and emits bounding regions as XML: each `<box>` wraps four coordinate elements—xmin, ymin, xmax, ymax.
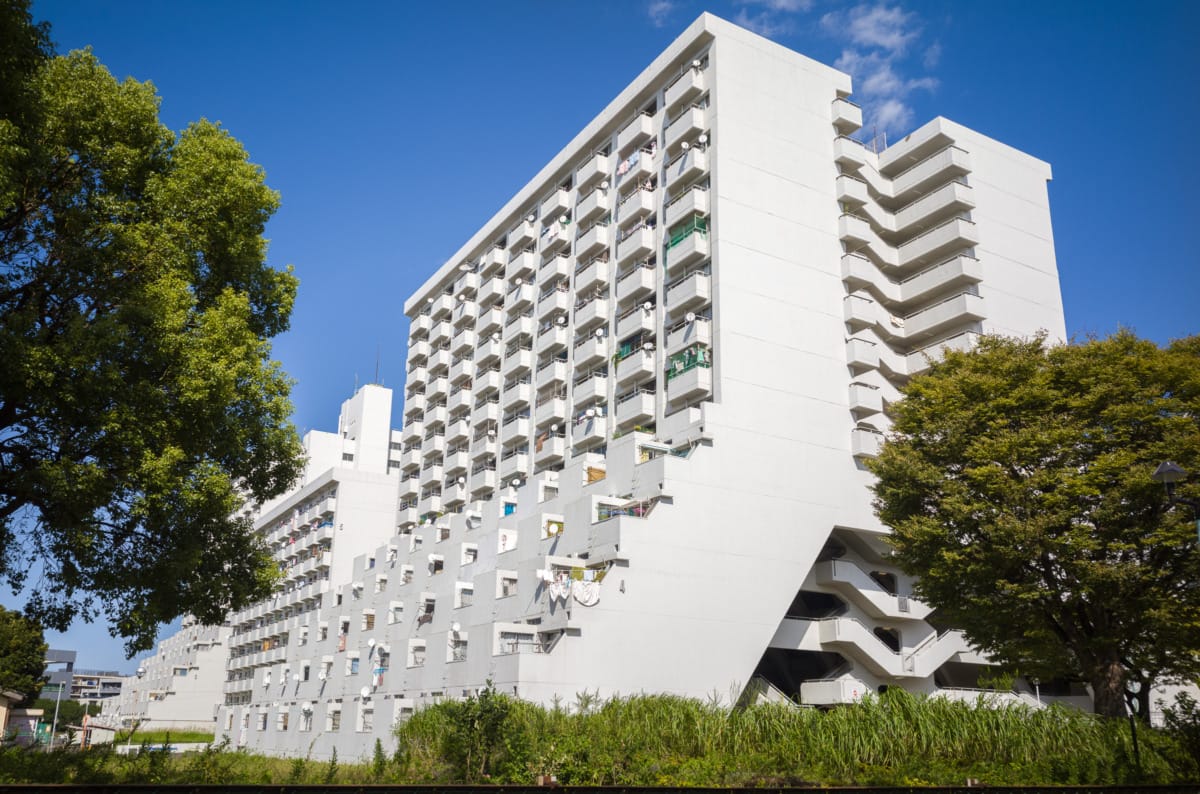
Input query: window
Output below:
<box><xmin>318</xmin><ymin>624</ymin><xmax>329</xmax><ymax>642</ymax></box>
<box><xmin>357</xmin><ymin>701</ymin><xmax>375</xmax><ymax>733</ymax></box>
<box><xmin>503</xmin><ymin>502</ymin><xmax>516</xmax><ymax>516</ymax></box>
<box><xmin>327</xmin><ymin>706</ymin><xmax>342</xmax><ymax>732</ymax></box>
<box><xmin>362</xmin><ymin>611</ymin><xmax>375</xmax><ymax>631</ymax></box>
<box><xmin>342</xmin><ymin>453</ymin><xmax>354</xmax><ymax>462</ymax></box>
<box><xmin>298</xmin><ymin>626</ymin><xmax>309</xmax><ymax>647</ymax></box>
<box><xmin>347</xmin><ymin>655</ymin><xmax>360</xmax><ymax>676</ymax></box>
<box><xmin>173</xmin><ymin>667</ymin><xmax>188</xmax><ymax>677</ymax></box>
<box><xmin>301</xmin><ymin>662</ymin><xmax>311</xmax><ymax>682</ymax></box>
<box><xmin>389</xmin><ymin>602</ymin><xmax>404</xmax><ymax>624</ymax></box>
<box><xmin>500</xmin><ymin>575</ymin><xmax>518</xmax><ymax>598</ymax></box>
<box><xmin>257</xmin><ymin>712</ymin><xmax>268</xmax><ymax>731</ymax></box>
<box><xmin>299</xmin><ymin>708</ymin><xmax>313</xmax><ymax>732</ymax></box>
<box><xmin>276</xmin><ymin>709</ymin><xmax>289</xmax><ymax>731</ymax></box>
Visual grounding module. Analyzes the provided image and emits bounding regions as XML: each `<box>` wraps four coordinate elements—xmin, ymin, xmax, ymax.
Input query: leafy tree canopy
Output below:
<box><xmin>0</xmin><ymin>1</ymin><xmax>302</xmax><ymax>654</ymax></box>
<box><xmin>870</xmin><ymin>331</ymin><xmax>1200</xmax><ymax>719</ymax></box>
<box><xmin>0</xmin><ymin>605</ymin><xmax>48</xmax><ymax>705</ymax></box>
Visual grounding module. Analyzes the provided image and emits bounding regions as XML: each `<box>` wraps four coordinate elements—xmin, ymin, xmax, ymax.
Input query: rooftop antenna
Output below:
<box><xmin>374</xmin><ymin>344</ymin><xmax>381</xmax><ymax>385</ymax></box>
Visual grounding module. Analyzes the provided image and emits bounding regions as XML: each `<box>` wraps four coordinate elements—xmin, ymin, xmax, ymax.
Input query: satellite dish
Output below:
<box><xmin>459</xmin><ymin>263</ymin><xmax>472</xmax><ymax>272</ymax></box>
<box><xmin>428</xmin><ymin>553</ymin><xmax>436</xmax><ymax>562</ymax></box>
<box><xmin>491</xmin><ymin>333</ymin><xmax>501</xmax><ymax>342</ymax></box>
<box><xmin>451</xmin><ymin>622</ymin><xmax>461</xmax><ymax>634</ymax></box>
<box><xmin>600</xmin><ymin>180</ymin><xmax>610</xmax><ymax>190</ymax></box>
<box><xmin>510</xmin><ymin>478</ymin><xmax>521</xmax><ymax>487</ymax></box>
<box><xmin>318</xmin><ymin>670</ymin><xmax>327</xmax><ymax>681</ymax></box>
<box><xmin>594</xmin><ymin>327</ymin><xmax>604</xmax><ymax>338</ymax></box>
<box><xmin>586</xmin><ymin>408</ymin><xmax>596</xmax><ymax>418</ymax></box>
<box><xmin>513</xmin><ymin>277</ymin><xmax>523</xmax><ymax>286</ymax></box>
<box><xmin>643</xmin><ymin>342</ymin><xmax>655</xmax><ymax>351</ymax></box>
<box><xmin>692</xmin><ymin>59</ymin><xmax>701</xmax><ymax>68</ymax></box>
<box><xmin>360</xmin><ymin>686</ymin><xmax>371</xmax><ymax>699</ymax></box>
<box><xmin>368</xmin><ymin>638</ymin><xmax>376</xmax><ymax>648</ymax></box>
<box><xmin>427</xmin><ymin>297</ymin><xmax>434</xmax><ymax>304</ymax></box>
<box><xmin>457</xmin><ymin>476</ymin><xmax>466</xmax><ymax>485</ymax></box>
<box><xmin>643</xmin><ymin>301</ymin><xmax>653</xmax><ymax>312</ymax></box>
<box><xmin>685</xmin><ymin>311</ymin><xmax>696</xmax><ymax>322</ymax></box>
<box><xmin>458</xmin><ymin>294</ymin><xmax>466</xmax><ymax>302</ymax></box>
<box><xmin>526</xmin><ymin>213</ymin><xmax>536</xmax><ymax>223</ymax></box>
<box><xmin>681</xmin><ymin>141</ymin><xmax>690</xmax><ymax>151</ymax></box>
<box><xmin>560</xmin><ymin>215</ymin><xmax>569</xmax><ymax>224</ymax></box>
<box><xmin>301</xmin><ymin>702</ymin><xmax>313</xmax><ymax>713</ymax></box>
<box><xmin>697</xmin><ymin>133</ymin><xmax>708</xmax><ymax>145</ymax></box>
<box><xmin>292</xmin><ymin>673</ymin><xmax>300</xmax><ymax>682</ymax></box>
<box><xmin>550</xmin><ymin>423</ymin><xmax>559</xmax><ymax>432</ymax></box>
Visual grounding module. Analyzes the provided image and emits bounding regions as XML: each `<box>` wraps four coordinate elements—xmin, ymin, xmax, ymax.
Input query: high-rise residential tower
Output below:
<box><xmin>211</xmin><ymin>13</ymin><xmax>1068</xmax><ymax>760</ymax></box>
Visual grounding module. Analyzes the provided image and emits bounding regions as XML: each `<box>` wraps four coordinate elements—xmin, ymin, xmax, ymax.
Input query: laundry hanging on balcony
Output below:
<box><xmin>573</xmin><ymin>580</ymin><xmax>600</xmax><ymax>607</ymax></box>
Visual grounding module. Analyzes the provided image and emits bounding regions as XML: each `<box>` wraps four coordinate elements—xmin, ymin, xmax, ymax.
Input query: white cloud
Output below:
<box><xmin>824</xmin><ymin>3</ymin><xmax>939</xmax><ymax>136</ymax></box>
<box><xmin>647</xmin><ymin>0</ymin><xmax>675</xmax><ymax>28</ymax></box>
<box><xmin>739</xmin><ymin>0</ymin><xmax>814</xmax><ymax>12</ymax></box>
<box><xmin>733</xmin><ymin>8</ymin><xmax>796</xmax><ymax>38</ymax></box>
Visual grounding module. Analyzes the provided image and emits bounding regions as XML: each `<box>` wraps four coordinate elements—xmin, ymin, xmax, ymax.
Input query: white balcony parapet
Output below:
<box><xmin>617</xmin><ymin>113</ymin><xmax>654</xmax><ymax>155</ymax></box>
<box><xmin>831</xmin><ymin>97</ymin><xmax>863</xmax><ymax>134</ymax></box>
<box><xmin>814</xmin><ymin>560</ymin><xmax>931</xmax><ymax>620</ymax></box>
<box><xmin>665</xmin><ymin>186</ymin><xmax>709</xmax><ymax>229</ymax></box>
<box><xmin>665</xmin><ymin>66</ymin><xmax>706</xmax><ymax>110</ymax></box>
<box><xmin>576</xmin><ymin>152</ymin><xmax>611</xmax><ymax>192</ymax></box>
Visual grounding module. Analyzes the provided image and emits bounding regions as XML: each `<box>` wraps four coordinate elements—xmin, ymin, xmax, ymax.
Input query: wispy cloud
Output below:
<box><xmin>647</xmin><ymin>0</ymin><xmax>675</xmax><ymax>28</ymax></box>
<box><xmin>730</xmin><ymin>0</ymin><xmax>813</xmax><ymax>40</ymax></box>
<box><xmin>821</xmin><ymin>3</ymin><xmax>940</xmax><ymax>137</ymax></box>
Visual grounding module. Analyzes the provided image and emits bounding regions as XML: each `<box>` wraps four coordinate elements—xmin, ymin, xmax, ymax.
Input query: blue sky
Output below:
<box><xmin>20</xmin><ymin>0</ymin><xmax>1200</xmax><ymax>673</ymax></box>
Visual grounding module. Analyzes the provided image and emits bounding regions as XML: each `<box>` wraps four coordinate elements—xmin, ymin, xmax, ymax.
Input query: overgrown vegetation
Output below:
<box><xmin>4</xmin><ymin>689</ymin><xmax>1199</xmax><ymax>785</ymax></box>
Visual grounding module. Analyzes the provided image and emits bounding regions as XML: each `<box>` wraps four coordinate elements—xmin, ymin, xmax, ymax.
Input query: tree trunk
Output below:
<box><xmin>1090</xmin><ymin>658</ymin><xmax>1127</xmax><ymax>718</ymax></box>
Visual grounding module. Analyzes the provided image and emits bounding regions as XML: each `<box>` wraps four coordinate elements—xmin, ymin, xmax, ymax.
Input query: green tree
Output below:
<box><xmin>0</xmin><ymin>605</ymin><xmax>48</xmax><ymax>705</ymax></box>
<box><xmin>869</xmin><ymin>332</ymin><xmax>1200</xmax><ymax>719</ymax></box>
<box><xmin>0</xmin><ymin>3</ymin><xmax>302</xmax><ymax>653</ymax></box>
<box><xmin>30</xmin><ymin>697</ymin><xmax>99</xmax><ymax>727</ymax></box>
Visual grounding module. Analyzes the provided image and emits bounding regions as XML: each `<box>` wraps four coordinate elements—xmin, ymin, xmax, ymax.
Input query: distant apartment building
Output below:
<box><xmin>151</xmin><ymin>13</ymin><xmax>1070</xmax><ymax>760</ymax></box>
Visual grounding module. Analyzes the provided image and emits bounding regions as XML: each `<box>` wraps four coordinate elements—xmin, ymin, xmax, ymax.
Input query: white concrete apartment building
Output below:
<box><xmin>202</xmin><ymin>13</ymin><xmax>1069</xmax><ymax>760</ymax></box>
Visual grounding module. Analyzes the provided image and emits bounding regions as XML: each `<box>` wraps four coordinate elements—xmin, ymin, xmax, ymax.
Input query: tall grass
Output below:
<box><xmin>394</xmin><ymin>688</ymin><xmax>1193</xmax><ymax>786</ymax></box>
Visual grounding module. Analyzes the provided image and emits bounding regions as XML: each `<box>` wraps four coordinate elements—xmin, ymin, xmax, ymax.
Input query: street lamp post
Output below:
<box><xmin>1126</xmin><ymin>680</ymin><xmax>1142</xmax><ymax>773</ymax></box>
<box><xmin>125</xmin><ymin>666</ymin><xmax>146</xmax><ymax>753</ymax></box>
<box><xmin>45</xmin><ymin>681</ymin><xmax>65</xmax><ymax>752</ymax></box>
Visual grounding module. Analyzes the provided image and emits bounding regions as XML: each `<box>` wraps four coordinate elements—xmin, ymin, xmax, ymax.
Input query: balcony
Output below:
<box><xmin>537</xmin><ymin>287</ymin><xmax>571</xmax><ymax>320</ymax></box>
<box><xmin>446</xmin><ymin>417</ymin><xmax>471</xmax><ymax>445</ymax></box>
<box><xmin>507</xmin><ymin>283</ymin><xmax>535</xmax><ymax>314</ymax></box>
<box><xmin>575</xmin><ymin>257</ymin><xmax>610</xmax><ymax>293</ymax></box>
<box><xmin>540</xmin><ymin>222</ymin><xmax>571</xmax><ymax>256</ymax></box>
<box><xmin>576</xmin><ymin>186</ymin><xmax>612</xmax><ymax>224</ymax></box>
<box><xmin>663</xmin><ymin>147</ymin><xmax>708</xmax><ymax>187</ymax></box>
<box><xmin>845</xmin><ymin>337</ymin><xmax>880</xmax><ymax>372</ymax></box>
<box><xmin>407</xmin><ymin>340</ymin><xmax>430</xmax><ymax>365</ymax></box>
<box><xmin>451</xmin><ymin>329</ymin><xmax>476</xmax><ymax>356</ymax></box>
<box><xmin>422</xmin><ymin>434</ymin><xmax>446</xmax><ymax>458</ymax></box>
<box><xmin>443</xmin><ymin>480</ymin><xmax>468</xmax><ymax>506</ymax></box>
<box><xmin>405</xmin><ymin>392</ymin><xmax>428</xmax><ymax>417</ymax></box>
<box><xmin>453</xmin><ymin>269</ymin><xmax>479</xmax><ymax>297</ymax></box>
<box><xmin>498</xmin><ymin>450</ymin><xmax>530</xmax><ymax>481</ymax></box>
<box><xmin>665</xmin><ymin>66</ymin><xmax>706</xmax><ymax>110</ymax></box>
<box><xmin>664</xmin><ymin>105</ymin><xmax>706</xmax><ymax>153</ymax></box>
<box><xmin>535</xmin><ymin>396</ymin><xmax>566</xmax><ymax>426</ymax></box>
<box><xmin>537</xmin><ymin>326</ymin><xmax>569</xmax><ymax>355</ymax></box>
<box><xmin>572</xmin><ymin>415</ymin><xmax>605</xmax><ymax>448</ymax></box>
<box><xmin>474</xmin><ymin>369</ymin><xmax>502</xmax><ymax>395</ymax></box>
<box><xmin>402</xmin><ymin>420</ymin><xmax>423</xmax><ymax>444</ymax></box>
<box><xmin>430</xmin><ymin>293</ymin><xmax>455</xmax><ymax>321</ymax></box>
<box><xmin>399</xmin><ymin>447</ymin><xmax>421</xmax><ymax>471</ymax></box>
<box><xmin>615</xmin><ymin>348</ymin><xmax>656</xmax><ymax>387</ymax></box>
<box><xmin>420</xmin><ymin>464</ymin><xmax>444</xmax><ymax>488</ymax></box>
<box><xmin>666</xmin><ymin>316</ymin><xmax>711</xmax><ymax>355</ymax></box>
<box><xmin>615</xmin><ymin>389</ymin><xmax>655</xmax><ymax>428</ymax></box>
<box><xmin>537</xmin><ymin>254</ymin><xmax>571</xmax><ymax>285</ymax></box>
<box><xmin>573</xmin><ymin>335</ymin><xmax>609</xmax><ymax>368</ymax></box>
<box><xmin>665</xmin><ymin>359</ymin><xmax>711</xmax><ymax>403</ymax></box>
<box><xmin>477</xmin><ymin>276</ymin><xmax>505</xmax><ymax>307</ymax></box>
<box><xmin>835</xmin><ymin>174</ymin><xmax>870</xmax><ymax>207</ymax></box>
<box><xmin>406</xmin><ymin>364</ymin><xmax>428</xmax><ymax>391</ymax></box>
<box><xmin>575</xmin><ymin>152</ymin><xmax>611</xmax><ymax>192</ymax></box>
<box><xmin>616</xmin><ymin>262</ymin><xmax>657</xmax><ymax>304</ymax></box>
<box><xmin>480</xmin><ymin>247</ymin><xmax>506</xmax><ymax>276</ymax></box>
<box><xmin>903</xmin><ymin>292</ymin><xmax>986</xmax><ymax>342</ymax></box>
<box><xmin>617</xmin><ymin>188</ymin><xmax>655</xmax><ymax>225</ymax></box>
<box><xmin>534</xmin><ymin>435</ymin><xmax>566</xmax><ymax>466</ymax></box>
<box><xmin>848</xmin><ymin>382</ymin><xmax>883</xmax><ymax>416</ymax></box>
<box><xmin>851</xmin><ymin>427</ymin><xmax>883</xmax><ymax>458</ymax></box>
<box><xmin>574</xmin><ymin>297</ymin><xmax>609</xmax><ymax>331</ymax></box>
<box><xmin>540</xmin><ymin>189</ymin><xmax>570</xmax><ymax>221</ymax></box>
<box><xmin>399</xmin><ymin>474</ymin><xmax>420</xmax><ymax>500</ymax></box>
<box><xmin>895</xmin><ymin>181</ymin><xmax>976</xmax><ymax>233</ymax></box>
<box><xmin>665</xmin><ymin>226</ymin><xmax>709</xmax><ymax>274</ymax></box>
<box><xmin>429</xmin><ymin>348</ymin><xmax>452</xmax><ymax>372</ymax></box>
<box><xmin>508</xmin><ymin>250</ymin><xmax>537</xmax><ymax>279</ymax></box>
<box><xmin>502</xmin><ymin>382</ymin><xmax>532</xmax><ymax>412</ymax></box>
<box><xmin>448</xmin><ymin>387</ymin><xmax>472</xmax><ymax>414</ymax></box>
<box><xmin>616</xmin><ymin>304</ymin><xmax>655</xmax><ymax>339</ymax></box>
<box><xmin>617</xmin><ymin>112</ymin><xmax>654</xmax><ymax>155</ymax></box>
<box><xmin>426</xmin><ymin>377</ymin><xmax>449</xmax><ymax>401</ymax></box>
<box><xmin>838</xmin><ymin>213</ymin><xmax>872</xmax><ymax>247</ymax></box>
<box><xmin>576</xmin><ymin>223</ymin><xmax>610</xmax><ymax>259</ymax></box>
<box><xmin>800</xmin><ymin>677</ymin><xmax>870</xmax><ymax>706</ymax></box>
<box><xmin>452</xmin><ymin>299</ymin><xmax>477</xmax><ymax>328</ymax></box>
<box><xmin>891</xmin><ymin>146</ymin><xmax>972</xmax><ymax>203</ymax></box>
<box><xmin>573</xmin><ymin>372</ymin><xmax>607</xmax><ymax>406</ymax></box>
<box><xmin>448</xmin><ymin>357</ymin><xmax>471</xmax><ymax>385</ymax></box>
<box><xmin>505</xmin><ymin>314</ymin><xmax>535</xmax><ymax>339</ymax></box>
<box><xmin>616</xmin><ymin>148</ymin><xmax>655</xmax><ymax>186</ymax></box>
<box><xmin>500</xmin><ymin>416</ymin><xmax>530</xmax><ymax>446</ymax></box>
<box><xmin>469</xmin><ymin>466</ymin><xmax>497</xmax><ymax>496</ymax></box>
<box><xmin>471</xmin><ymin>401</ymin><xmax>499</xmax><ymax>428</ymax></box>
<box><xmin>535</xmin><ymin>360</ymin><xmax>568</xmax><ymax>390</ymax></box>
<box><xmin>831</xmin><ymin>97</ymin><xmax>863</xmax><ymax>134</ymax></box>
<box><xmin>834</xmin><ymin>136</ymin><xmax>868</xmax><ymax>169</ymax></box>
<box><xmin>815</xmin><ymin>559</ymin><xmax>931</xmax><ymax>621</ymax></box>
<box><xmin>897</xmin><ymin>218</ymin><xmax>980</xmax><ymax>269</ymax></box>
<box><xmin>665</xmin><ymin>186</ymin><xmax>709</xmax><ymax>229</ymax></box>
<box><xmin>444</xmin><ymin>449</ymin><xmax>470</xmax><ymax>475</ymax></box>
<box><xmin>616</xmin><ymin>226</ymin><xmax>655</xmax><ymax>266</ymax></box>
<box><xmin>508</xmin><ymin>218</ymin><xmax>536</xmax><ymax>250</ymax></box>
<box><xmin>472</xmin><ymin>437</ymin><xmax>497</xmax><ymax>460</ymax></box>
<box><xmin>430</xmin><ymin>320</ymin><xmax>453</xmax><ymax>347</ymax></box>
<box><xmin>665</xmin><ymin>271</ymin><xmax>711</xmax><ymax>314</ymax></box>
<box><xmin>502</xmin><ymin>348</ymin><xmax>534</xmax><ymax>379</ymax></box>
<box><xmin>908</xmin><ymin>332</ymin><xmax>978</xmax><ymax>374</ymax></box>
